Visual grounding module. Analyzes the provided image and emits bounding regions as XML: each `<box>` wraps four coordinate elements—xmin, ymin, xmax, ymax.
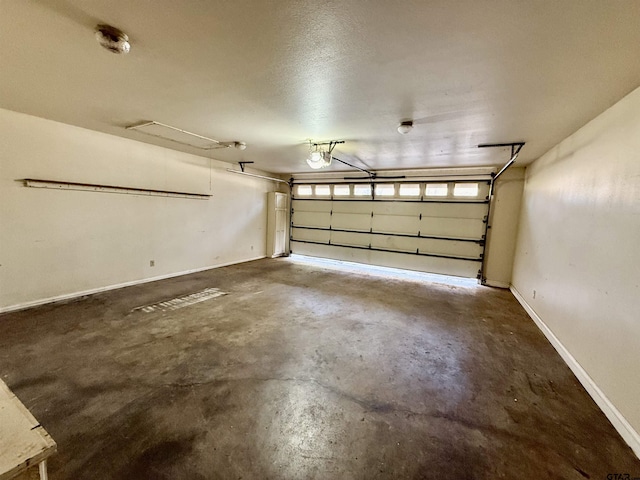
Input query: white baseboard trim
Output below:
<box><xmin>510</xmin><ymin>285</ymin><xmax>640</xmax><ymax>459</ymax></box>
<box><xmin>0</xmin><ymin>256</ymin><xmax>266</xmax><ymax>314</ymax></box>
<box><xmin>484</xmin><ymin>279</ymin><xmax>510</xmax><ymax>289</ymax></box>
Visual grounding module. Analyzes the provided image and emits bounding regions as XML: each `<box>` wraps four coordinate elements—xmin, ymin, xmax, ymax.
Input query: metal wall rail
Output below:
<box><xmin>226</xmin><ymin>169</ymin><xmax>289</xmax><ymax>184</ymax></box>
<box><xmin>291</xmin><ymin>198</ymin><xmax>489</xmax><ymax>205</ymax></box>
<box><xmin>291</xmin><ymin>225</ymin><xmax>484</xmax><ymax>244</ymax></box>
<box><xmin>23</xmin><ymin>178</ymin><xmax>211</xmax><ymax>199</ymax></box>
<box><xmin>290</xmin><ymin>239</ymin><xmax>483</xmax><ymax>262</ymax></box>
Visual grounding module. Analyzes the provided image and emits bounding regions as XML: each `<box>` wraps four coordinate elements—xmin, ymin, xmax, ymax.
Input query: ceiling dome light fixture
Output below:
<box><xmin>234</xmin><ymin>141</ymin><xmax>247</xmax><ymax>150</ymax></box>
<box><xmin>305</xmin><ymin>140</ymin><xmax>345</xmax><ymax>169</ymax></box>
<box><xmin>95</xmin><ymin>24</ymin><xmax>130</xmax><ymax>54</ymax></box>
<box><xmin>397</xmin><ymin>120</ymin><xmax>414</xmax><ymax>135</ymax></box>
<box><xmin>306</xmin><ymin>145</ymin><xmax>331</xmax><ymax>169</ymax></box>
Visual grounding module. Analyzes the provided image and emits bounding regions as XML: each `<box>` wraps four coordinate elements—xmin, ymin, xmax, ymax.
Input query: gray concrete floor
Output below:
<box><xmin>0</xmin><ymin>257</ymin><xmax>639</xmax><ymax>479</ymax></box>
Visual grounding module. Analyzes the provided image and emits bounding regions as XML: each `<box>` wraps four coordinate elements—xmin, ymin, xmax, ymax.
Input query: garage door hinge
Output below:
<box><xmin>419</xmin><ymin>213</ymin><xmax>422</xmax><ymax>220</ymax></box>
<box><xmin>371</xmin><ymin>212</ymin><xmax>374</xmax><ymax>218</ymax></box>
<box><xmin>482</xmin><ymin>215</ymin><xmax>488</xmax><ymax>223</ymax></box>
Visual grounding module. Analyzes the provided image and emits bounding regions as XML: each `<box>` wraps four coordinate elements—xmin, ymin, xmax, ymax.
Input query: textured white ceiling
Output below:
<box><xmin>2</xmin><ymin>0</ymin><xmax>640</xmax><ymax>174</ymax></box>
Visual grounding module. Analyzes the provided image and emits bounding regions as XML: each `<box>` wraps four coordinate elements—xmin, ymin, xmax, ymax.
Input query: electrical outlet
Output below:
<box><xmin>150</xmin><ymin>260</ymin><xmax>155</xmax><ymax>267</ymax></box>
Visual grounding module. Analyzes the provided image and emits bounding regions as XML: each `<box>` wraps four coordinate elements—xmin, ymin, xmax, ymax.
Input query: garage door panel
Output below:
<box><xmin>370</xmin><ymin>235</ymin><xmax>419</xmax><ymax>253</ymax></box>
<box><xmin>332</xmin><ymin>212</ymin><xmax>372</xmax><ymax>231</ymax></box>
<box><xmin>293</xmin><ymin>211</ymin><xmax>331</xmax><ymax>228</ymax></box>
<box><xmin>293</xmin><ymin>200</ymin><xmax>333</xmax><ymax>212</ymax></box>
<box><xmin>371</xmin><ymin>202</ymin><xmax>423</xmax><ymax>216</ymax></box>
<box><xmin>290</xmin><ymin>241</ymin><xmax>481</xmax><ymax>278</ymax></box>
<box><xmin>420</xmin><ymin>217</ymin><xmax>485</xmax><ymax>239</ymax></box>
<box><xmin>369</xmin><ymin>235</ymin><xmax>481</xmax><ymax>258</ymax></box>
<box><xmin>419</xmin><ymin>202</ymin><xmax>487</xmax><ymax>219</ymax></box>
<box><xmin>332</xmin><ymin>202</ymin><xmax>372</xmax><ymax>214</ymax></box>
<box><xmin>415</xmin><ymin>237</ymin><xmax>483</xmax><ymax>258</ymax></box>
<box><xmin>291</xmin><ymin>227</ymin><xmax>330</xmax><ymax>243</ymax></box>
<box><xmin>330</xmin><ymin>230</ymin><xmax>371</xmax><ymax>246</ymax></box>
<box><xmin>371</xmin><ymin>214</ymin><xmax>419</xmax><ymax>235</ymax></box>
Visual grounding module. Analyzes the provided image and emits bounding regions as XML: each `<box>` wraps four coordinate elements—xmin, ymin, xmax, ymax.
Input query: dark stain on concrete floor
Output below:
<box><xmin>0</xmin><ymin>258</ymin><xmax>638</xmax><ymax>479</ymax></box>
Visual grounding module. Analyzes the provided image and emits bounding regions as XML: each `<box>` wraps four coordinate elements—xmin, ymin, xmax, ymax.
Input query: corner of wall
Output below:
<box><xmin>483</xmin><ymin>167</ymin><xmax>525</xmax><ymax>287</ymax></box>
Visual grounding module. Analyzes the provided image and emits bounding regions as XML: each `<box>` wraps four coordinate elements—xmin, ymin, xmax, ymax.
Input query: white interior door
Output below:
<box><xmin>267</xmin><ymin>192</ymin><xmax>288</xmax><ymax>258</ymax></box>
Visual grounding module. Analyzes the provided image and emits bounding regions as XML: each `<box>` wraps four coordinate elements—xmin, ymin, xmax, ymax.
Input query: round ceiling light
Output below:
<box><xmin>306</xmin><ymin>150</ymin><xmax>331</xmax><ymax>169</ymax></box>
<box><xmin>234</xmin><ymin>141</ymin><xmax>247</xmax><ymax>150</ymax></box>
<box><xmin>397</xmin><ymin>120</ymin><xmax>414</xmax><ymax>135</ymax></box>
<box><xmin>95</xmin><ymin>24</ymin><xmax>130</xmax><ymax>54</ymax></box>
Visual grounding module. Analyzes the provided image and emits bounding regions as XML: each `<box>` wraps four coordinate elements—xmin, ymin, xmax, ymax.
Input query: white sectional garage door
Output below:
<box><xmin>290</xmin><ymin>180</ymin><xmax>490</xmax><ymax>278</ymax></box>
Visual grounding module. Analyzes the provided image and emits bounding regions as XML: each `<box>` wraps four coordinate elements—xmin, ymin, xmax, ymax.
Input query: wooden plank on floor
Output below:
<box><xmin>0</xmin><ymin>379</ymin><xmax>56</xmax><ymax>480</ymax></box>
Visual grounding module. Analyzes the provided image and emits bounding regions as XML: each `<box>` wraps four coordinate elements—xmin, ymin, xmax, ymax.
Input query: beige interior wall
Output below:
<box><xmin>512</xmin><ymin>86</ymin><xmax>640</xmax><ymax>448</ymax></box>
<box><xmin>0</xmin><ymin>108</ymin><xmax>281</xmax><ymax>311</ymax></box>
<box><xmin>483</xmin><ymin>167</ymin><xmax>525</xmax><ymax>287</ymax></box>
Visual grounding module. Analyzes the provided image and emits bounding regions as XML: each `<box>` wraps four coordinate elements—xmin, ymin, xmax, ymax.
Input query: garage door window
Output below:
<box><xmin>425</xmin><ymin>183</ymin><xmax>448</xmax><ymax>196</ymax></box>
<box><xmin>354</xmin><ymin>184</ymin><xmax>372</xmax><ymax>196</ymax></box>
<box><xmin>315</xmin><ymin>185</ymin><xmax>331</xmax><ymax>196</ymax></box>
<box><xmin>453</xmin><ymin>183</ymin><xmax>479</xmax><ymax>197</ymax></box>
<box><xmin>333</xmin><ymin>185</ymin><xmax>350</xmax><ymax>196</ymax></box>
<box><xmin>399</xmin><ymin>184</ymin><xmax>421</xmax><ymax>196</ymax></box>
<box><xmin>297</xmin><ymin>185</ymin><xmax>313</xmax><ymax>196</ymax></box>
<box><xmin>375</xmin><ymin>184</ymin><xmax>395</xmax><ymax>196</ymax></box>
